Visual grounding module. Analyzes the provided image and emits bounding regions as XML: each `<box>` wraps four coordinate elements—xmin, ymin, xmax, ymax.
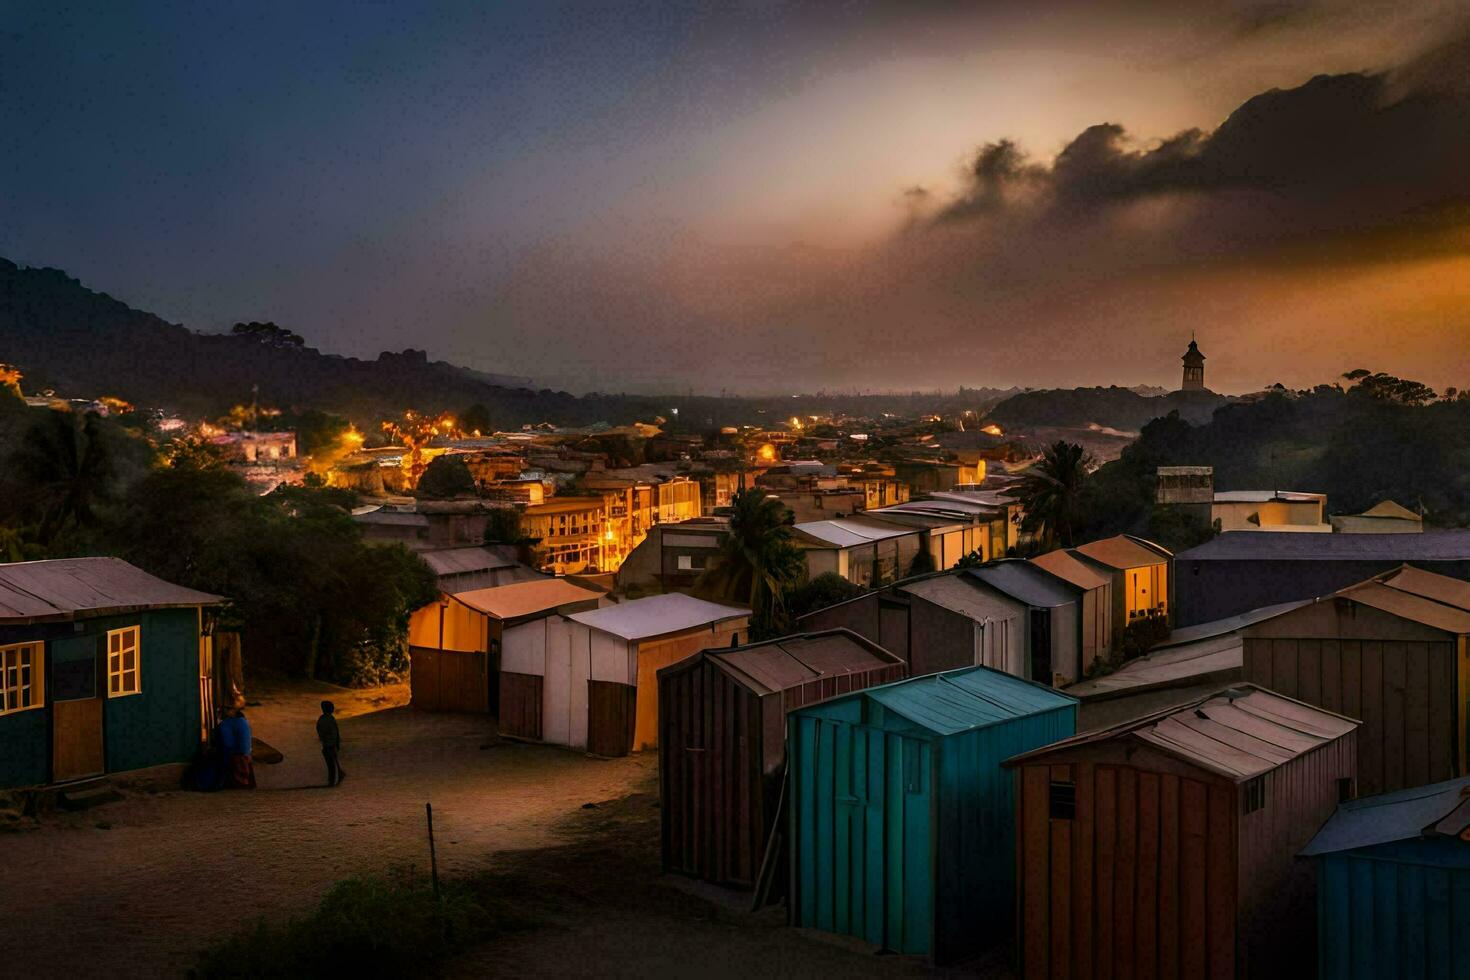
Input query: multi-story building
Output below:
<box><xmin>521</xmin><ymin>497</ymin><xmax>610</xmax><ymax>575</ymax></box>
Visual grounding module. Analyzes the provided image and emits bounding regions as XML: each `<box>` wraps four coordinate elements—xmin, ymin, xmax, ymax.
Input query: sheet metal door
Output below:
<box><xmin>792</xmin><ymin>717</ymin><xmax>934</xmax><ymax>955</ymax></box>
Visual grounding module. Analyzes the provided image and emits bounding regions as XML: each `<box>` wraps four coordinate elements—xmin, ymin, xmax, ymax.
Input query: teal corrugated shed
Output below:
<box><xmin>1304</xmin><ymin>776</ymin><xmax>1470</xmax><ymax>980</ymax></box>
<box><xmin>788</xmin><ymin>665</ymin><xmax>1076</xmax><ymax>963</ymax></box>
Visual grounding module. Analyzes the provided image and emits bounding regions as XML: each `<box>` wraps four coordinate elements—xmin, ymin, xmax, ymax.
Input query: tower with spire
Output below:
<box><xmin>1181</xmin><ymin>336</ymin><xmax>1205</xmax><ymax>392</ymax></box>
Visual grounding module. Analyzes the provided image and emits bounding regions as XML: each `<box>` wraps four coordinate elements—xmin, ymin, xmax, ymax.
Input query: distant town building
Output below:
<box><xmin>1213</xmin><ymin>489</ymin><xmax>1330</xmax><ymax>533</ymax></box>
<box><xmin>1330</xmin><ymin>499</ymin><xmax>1424</xmax><ymax>534</ymax></box>
<box><xmin>1181</xmin><ymin>337</ymin><xmax>1206</xmax><ymax>391</ymax></box>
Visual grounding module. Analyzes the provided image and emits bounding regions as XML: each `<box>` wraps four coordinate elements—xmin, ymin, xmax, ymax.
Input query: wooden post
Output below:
<box><xmin>426</xmin><ymin>802</ymin><xmax>440</xmax><ymax>896</ymax></box>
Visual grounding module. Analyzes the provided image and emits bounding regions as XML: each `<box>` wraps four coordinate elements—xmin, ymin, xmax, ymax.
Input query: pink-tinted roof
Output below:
<box><xmin>1031</xmin><ymin>549</ymin><xmax>1110</xmax><ymax>591</ymax></box>
<box><xmin>1074</xmin><ymin>534</ymin><xmax>1171</xmax><ymax>570</ymax></box>
<box><xmin>453</xmin><ymin>578</ymin><xmax>602</xmax><ymax>620</ymax></box>
<box><xmin>0</xmin><ymin>558</ymin><xmax>222</xmax><ymax>623</ymax></box>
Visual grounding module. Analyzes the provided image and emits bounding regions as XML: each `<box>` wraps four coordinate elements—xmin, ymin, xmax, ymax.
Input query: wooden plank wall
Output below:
<box><xmin>498</xmin><ymin>671</ymin><xmax>543</xmax><ymax>739</ymax></box>
<box><xmin>587</xmin><ymin>679</ymin><xmax>637</xmax><ymax>757</ymax></box>
<box><xmin>409</xmin><ymin>646</ymin><xmax>489</xmax><ymax>714</ymax></box>
<box><xmin>1017</xmin><ymin>761</ymin><xmax>1237</xmax><ymax>980</ymax></box>
<box><xmin>1243</xmin><ymin>637</ymin><xmax>1456</xmax><ymax>794</ymax></box>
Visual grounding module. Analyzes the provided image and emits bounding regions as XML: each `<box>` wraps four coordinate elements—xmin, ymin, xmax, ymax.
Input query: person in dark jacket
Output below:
<box><xmin>316</xmin><ymin>700</ymin><xmax>346</xmax><ymax>787</ymax></box>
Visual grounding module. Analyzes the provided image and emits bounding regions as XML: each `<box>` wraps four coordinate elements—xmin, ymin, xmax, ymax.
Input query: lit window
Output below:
<box><xmin>108</xmin><ymin>626</ymin><xmax>141</xmax><ymax>697</ymax></box>
<box><xmin>0</xmin><ymin>642</ymin><xmax>43</xmax><ymax>715</ymax></box>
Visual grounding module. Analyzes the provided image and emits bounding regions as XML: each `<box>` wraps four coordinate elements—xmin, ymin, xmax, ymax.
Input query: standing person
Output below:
<box><xmin>219</xmin><ymin>705</ymin><xmax>256</xmax><ymax>789</ymax></box>
<box><xmin>316</xmin><ymin>700</ymin><xmax>346</xmax><ymax>787</ymax></box>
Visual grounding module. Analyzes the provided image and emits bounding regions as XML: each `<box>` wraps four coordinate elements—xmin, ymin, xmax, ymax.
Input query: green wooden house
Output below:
<box><xmin>0</xmin><ymin>558</ymin><xmax>223</xmax><ymax>789</ymax></box>
<box><xmin>788</xmin><ymin>665</ymin><xmax>1076</xmax><ymax>963</ymax></box>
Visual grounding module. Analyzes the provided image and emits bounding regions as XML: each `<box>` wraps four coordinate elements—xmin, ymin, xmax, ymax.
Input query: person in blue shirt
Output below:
<box><xmin>219</xmin><ymin>704</ymin><xmax>256</xmax><ymax>789</ymax></box>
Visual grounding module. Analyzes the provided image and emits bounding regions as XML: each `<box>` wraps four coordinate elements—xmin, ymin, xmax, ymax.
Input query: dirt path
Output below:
<box><xmin>0</xmin><ymin>679</ymin><xmax>649</xmax><ymax>978</ymax></box>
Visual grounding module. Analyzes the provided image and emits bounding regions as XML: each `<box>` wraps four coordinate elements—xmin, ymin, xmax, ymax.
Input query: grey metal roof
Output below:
<box><xmin>1160</xmin><ymin>600</ymin><xmax>1313</xmax><ymax>647</ymax></box>
<box><xmin>0</xmin><ymin>558</ymin><xmax>223</xmax><ymax>624</ymax></box>
<box><xmin>967</xmin><ymin>561</ymin><xmax>1078</xmax><ymax>608</ymax></box>
<box><xmin>567</xmin><ymin>593</ymin><xmax>750</xmax><ymax>641</ymax></box>
<box><xmin>899</xmin><ymin>573</ymin><xmax>1024</xmax><ymax>623</ymax></box>
<box><xmin>1177</xmin><ymin>530</ymin><xmax>1470</xmax><ymax>562</ymax></box>
<box><xmin>420</xmin><ymin>546</ymin><xmax>517</xmax><ymax>577</ymax></box>
<box><xmin>1301</xmin><ymin>775</ymin><xmax>1470</xmax><ymax>857</ymax></box>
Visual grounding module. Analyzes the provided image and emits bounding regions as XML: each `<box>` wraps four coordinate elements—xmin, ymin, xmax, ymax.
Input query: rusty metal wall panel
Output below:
<box><xmin>660</xmin><ymin>655</ymin><xmax>903</xmax><ymax>889</ymax></box>
<box><xmin>1235</xmin><ymin>731</ymin><xmax>1357</xmax><ymax>977</ymax></box>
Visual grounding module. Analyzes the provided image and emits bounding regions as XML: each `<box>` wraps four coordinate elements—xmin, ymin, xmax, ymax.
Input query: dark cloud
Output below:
<box><xmin>934</xmin><ymin>44</ymin><xmax>1470</xmax><ymax>259</ymax></box>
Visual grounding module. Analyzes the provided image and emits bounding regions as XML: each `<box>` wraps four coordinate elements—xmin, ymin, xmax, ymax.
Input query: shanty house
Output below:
<box><xmin>418</xmin><ymin>545</ymin><xmax>544</xmax><ymax>594</ymax></box>
<box><xmin>789</xmin><ymin>667</ymin><xmax>1076</xmax><ymax>962</ymax></box>
<box><xmin>407</xmin><ymin>578</ymin><xmax>604</xmax><ymax>717</ymax></box>
<box><xmin>793</xmin><ymin>517</ymin><xmax>925</xmax><ymax>588</ymax></box>
<box><xmin>1072</xmin><ymin>534</ymin><xmax>1173</xmax><ymax>641</ymax></box>
<box><xmin>1302</xmin><ymin>774</ymin><xmax>1470</xmax><ymax>980</ymax></box>
<box><xmin>0</xmin><ymin>558</ymin><xmax>222</xmax><ymax>789</ymax></box>
<box><xmin>563</xmin><ymin>594</ymin><xmax>749</xmax><ymax>756</ymax></box>
<box><xmin>1005</xmin><ymin>686</ymin><xmax>1359</xmax><ymax>979</ymax></box>
<box><xmin>658</xmin><ymin>630</ymin><xmax>904</xmax><ymax>889</ymax></box>
<box><xmin>967</xmin><ymin>561</ymin><xmax>1081</xmax><ymax>686</ymax></box>
<box><xmin>1330</xmin><ymin>499</ymin><xmax>1424</xmax><ymax>534</ymax></box>
<box><xmin>1242</xmin><ymin>565</ymin><xmax>1470</xmax><ymax>795</ymax></box>
<box><xmin>1031</xmin><ymin>547</ymin><xmax>1114</xmax><ymax>675</ymax></box>
<box><xmin>1172</xmin><ymin>529</ymin><xmax>1470</xmax><ymax>627</ymax></box>
<box><xmin>899</xmin><ymin>571</ymin><xmax>1028</xmax><ymax>678</ymax></box>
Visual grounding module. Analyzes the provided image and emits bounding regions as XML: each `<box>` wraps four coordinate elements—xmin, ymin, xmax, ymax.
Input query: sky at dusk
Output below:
<box><xmin>3</xmin><ymin>1</ymin><xmax>1469</xmax><ymax>395</ymax></box>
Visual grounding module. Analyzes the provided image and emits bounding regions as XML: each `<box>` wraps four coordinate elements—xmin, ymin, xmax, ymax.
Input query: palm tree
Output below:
<box><xmin>11</xmin><ymin>409</ymin><xmax>117</xmax><ymax>546</ymax></box>
<box><xmin>699</xmin><ymin>489</ymin><xmax>805</xmax><ymax>636</ymax></box>
<box><xmin>1018</xmin><ymin>441</ymin><xmax>1093</xmax><ymax>550</ymax></box>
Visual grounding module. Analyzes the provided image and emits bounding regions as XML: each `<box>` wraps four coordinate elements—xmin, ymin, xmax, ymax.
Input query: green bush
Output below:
<box><xmin>193</xmin><ymin>867</ymin><xmax>523</xmax><ymax>979</ymax></box>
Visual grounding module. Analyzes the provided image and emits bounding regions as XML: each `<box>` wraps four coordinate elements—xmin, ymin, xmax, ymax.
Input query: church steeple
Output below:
<box><xmin>1181</xmin><ymin>337</ymin><xmax>1205</xmax><ymax>391</ymax></box>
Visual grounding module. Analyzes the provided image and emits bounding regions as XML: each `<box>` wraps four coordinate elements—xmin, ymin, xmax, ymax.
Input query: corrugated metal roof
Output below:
<box><xmin>421</xmin><ymin>546</ymin><xmax>517</xmax><ymax>576</ymax></box>
<box><xmin>899</xmin><ymin>573</ymin><xmax>1024</xmax><ymax>623</ymax></box>
<box><xmin>1301</xmin><ymin>775</ymin><xmax>1470</xmax><ymax>856</ymax></box>
<box><xmin>1214</xmin><ymin>490</ymin><xmax>1324</xmax><ymax>503</ymax></box>
<box><xmin>794</xmin><ymin>517</ymin><xmax>918</xmax><ymax>548</ymax></box>
<box><xmin>967</xmin><ymin>562</ymin><xmax>1078</xmax><ymax>608</ymax></box>
<box><xmin>1339</xmin><ymin>581</ymin><xmax>1470</xmax><ymax>634</ymax></box>
<box><xmin>1177</xmin><ymin>529</ymin><xmax>1470</xmax><ymax>561</ymax></box>
<box><xmin>1065</xmin><ymin>633</ymin><xmax>1242</xmax><ymax>699</ymax></box>
<box><xmin>1074</xmin><ymin>534</ymin><xmax>1172</xmax><ymax>570</ymax></box>
<box><xmin>865</xmin><ymin>666</ymin><xmax>1075</xmax><ymax>736</ymax></box>
<box><xmin>1007</xmin><ymin>685</ymin><xmax>1357</xmax><ymax>780</ymax></box>
<box><xmin>700</xmin><ymin>630</ymin><xmax>902</xmax><ymax>696</ymax></box>
<box><xmin>1030</xmin><ymin>549</ymin><xmax>1110</xmax><ymax>591</ymax></box>
<box><xmin>1379</xmin><ymin>565</ymin><xmax>1470</xmax><ymax>612</ymax></box>
<box><xmin>567</xmin><ymin>592</ymin><xmax>749</xmax><ymax>641</ymax></box>
<box><xmin>1359</xmin><ymin>500</ymin><xmax>1421</xmax><ymax>521</ymax></box>
<box><xmin>1161</xmin><ymin>600</ymin><xmax>1312</xmax><ymax>647</ymax></box>
<box><xmin>453</xmin><ymin>578</ymin><xmax>602</xmax><ymax>620</ymax></box>
<box><xmin>0</xmin><ymin>558</ymin><xmax>223</xmax><ymax>623</ymax></box>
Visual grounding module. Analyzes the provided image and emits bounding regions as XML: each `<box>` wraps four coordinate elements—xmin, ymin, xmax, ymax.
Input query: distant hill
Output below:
<box><xmin>987</xmin><ymin>385</ymin><xmax>1228</xmax><ymax>431</ymax></box>
<box><xmin>0</xmin><ymin>257</ymin><xmax>1017</xmax><ymax>427</ymax></box>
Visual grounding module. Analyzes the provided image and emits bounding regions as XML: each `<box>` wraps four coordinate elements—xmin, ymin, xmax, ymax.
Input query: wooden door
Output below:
<box><xmin>51</xmin><ymin>638</ymin><xmax>104</xmax><ymax>781</ymax></box>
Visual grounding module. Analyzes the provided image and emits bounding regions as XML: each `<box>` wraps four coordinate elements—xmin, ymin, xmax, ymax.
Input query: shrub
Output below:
<box><xmin>193</xmin><ymin>867</ymin><xmax>527</xmax><ymax>979</ymax></box>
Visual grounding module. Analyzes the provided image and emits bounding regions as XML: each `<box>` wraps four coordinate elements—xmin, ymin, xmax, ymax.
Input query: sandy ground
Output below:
<box><xmin>0</xmin><ymin>678</ymin><xmax>648</xmax><ymax>978</ymax></box>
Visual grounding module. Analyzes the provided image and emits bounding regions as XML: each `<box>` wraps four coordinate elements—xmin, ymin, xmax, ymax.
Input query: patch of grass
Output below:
<box><xmin>192</xmin><ymin>865</ymin><xmax>537</xmax><ymax>979</ymax></box>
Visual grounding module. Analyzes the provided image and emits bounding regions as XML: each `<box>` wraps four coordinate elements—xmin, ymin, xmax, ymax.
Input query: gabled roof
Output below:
<box><xmin>567</xmin><ymin>593</ymin><xmax>750</xmax><ymax>641</ymax></box>
<box><xmin>1359</xmin><ymin>500</ymin><xmax>1421</xmax><ymax>521</ymax></box>
<box><xmin>452</xmin><ymin>578</ymin><xmax>602</xmax><ymax>621</ymax></box>
<box><xmin>967</xmin><ymin>561</ymin><xmax>1078</xmax><ymax>609</ymax></box>
<box><xmin>1030</xmin><ymin>549</ymin><xmax>1110</xmax><ymax>591</ymax></box>
<box><xmin>0</xmin><ymin>558</ymin><xmax>223</xmax><ymax>624</ymax></box>
<box><xmin>898</xmin><ymin>572</ymin><xmax>1024</xmax><ymax>623</ymax></box>
<box><xmin>1336</xmin><ymin>581</ymin><xmax>1470</xmax><ymax>634</ymax></box>
<box><xmin>1378</xmin><ymin>564</ymin><xmax>1470</xmax><ymax>612</ymax></box>
<box><xmin>1301</xmin><ymin>775</ymin><xmax>1470</xmax><ymax>857</ymax></box>
<box><xmin>1177</xmin><ymin>530</ymin><xmax>1470</xmax><ymax>562</ymax></box>
<box><xmin>1161</xmin><ymin>600</ymin><xmax>1312</xmax><ymax>647</ymax></box>
<box><xmin>858</xmin><ymin>666</ymin><xmax>1075</xmax><ymax>736</ymax></box>
<box><xmin>793</xmin><ymin>517</ymin><xmax>919</xmax><ymax>548</ymax></box>
<box><xmin>1074</xmin><ymin>534</ymin><xmax>1172</xmax><ymax>570</ymax></box>
<box><xmin>421</xmin><ymin>546</ymin><xmax>518</xmax><ymax>577</ymax></box>
<box><xmin>663</xmin><ymin>629</ymin><xmax>902</xmax><ymax>696</ymax></box>
<box><xmin>1006</xmin><ymin>685</ymin><xmax>1357</xmax><ymax>781</ymax></box>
